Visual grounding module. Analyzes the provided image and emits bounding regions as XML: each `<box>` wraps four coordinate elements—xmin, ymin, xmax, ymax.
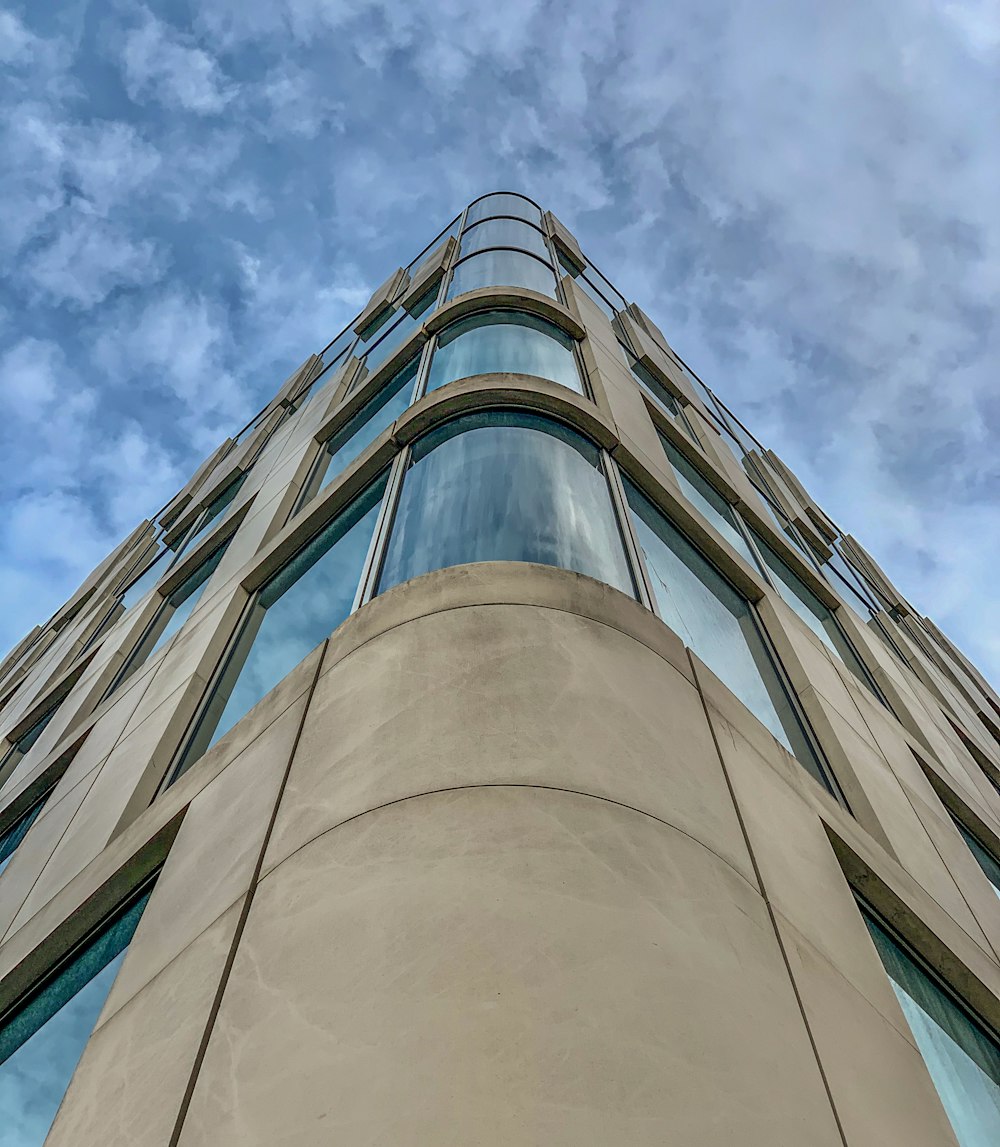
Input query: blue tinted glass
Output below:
<box><xmin>175</xmin><ymin>478</ymin><xmax>388</xmax><ymax>773</ymax></box>
<box><xmin>359</xmin><ymin>288</ymin><xmax>434</xmax><ymax>376</ymax></box>
<box><xmin>625</xmin><ymin>480</ymin><xmax>826</xmax><ymax>784</ymax></box>
<box><xmin>378</xmin><ymin>412</ymin><xmax>634</xmax><ymax>596</ymax></box>
<box><xmin>465</xmin><ymin>194</ymin><xmax>541</xmax><ymax>226</ymax></box>
<box><xmin>315</xmin><ymin>361</ymin><xmax>418</xmax><ymax>497</ymax></box>
<box><xmin>658</xmin><ymin>434</ymin><xmax>756</xmax><ymax>565</ymax></box>
<box><xmin>426</xmin><ymin>311</ymin><xmax>581</xmax><ymax>395</ymax></box>
<box><xmin>0</xmin><ymin>889</ymin><xmax>150</xmax><ymax>1143</ymax></box>
<box><xmin>0</xmin><ymin>796</ymin><xmax>46</xmax><ymax>875</ymax></box>
<box><xmin>120</xmin><ymin>550</ymin><xmax>169</xmax><ymax>611</ymax></box>
<box><xmin>954</xmin><ymin>821</ymin><xmax>1000</xmax><ymax>899</ymax></box>
<box><xmin>461</xmin><ymin>218</ymin><xmax>550</xmax><ymax>261</ymax></box>
<box><xmin>866</xmin><ymin>915</ymin><xmax>1000</xmax><ymax>1145</ymax></box>
<box><xmin>447</xmin><ymin>251</ymin><xmax>556</xmax><ymax>300</ymax></box>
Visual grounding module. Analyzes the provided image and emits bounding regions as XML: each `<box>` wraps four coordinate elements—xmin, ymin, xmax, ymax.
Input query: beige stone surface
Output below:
<box><xmin>265</xmin><ymin>599</ymin><xmax>756</xmax><ymax>887</ymax></box>
<box><xmin>45</xmin><ymin>903</ymin><xmax>240</xmax><ymax>1147</ymax></box>
<box><xmin>98</xmin><ymin>697</ymin><xmax>305</xmax><ymax>1023</ymax></box>
<box><xmin>179</xmin><ymin>788</ymin><xmax>842</xmax><ymax>1146</ymax></box>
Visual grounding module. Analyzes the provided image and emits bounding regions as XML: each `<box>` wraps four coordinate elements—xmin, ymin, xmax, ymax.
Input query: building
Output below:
<box><xmin>0</xmin><ymin>190</ymin><xmax>999</xmax><ymax>1145</ymax></box>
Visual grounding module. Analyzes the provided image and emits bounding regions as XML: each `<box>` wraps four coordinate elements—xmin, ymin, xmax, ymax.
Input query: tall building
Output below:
<box><xmin>1</xmin><ymin>191</ymin><xmax>999</xmax><ymax>1146</ymax></box>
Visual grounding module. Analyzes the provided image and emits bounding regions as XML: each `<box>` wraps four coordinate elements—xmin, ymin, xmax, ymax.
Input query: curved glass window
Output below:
<box><xmin>170</xmin><ymin>476</ymin><xmax>388</xmax><ymax>781</ymax></box>
<box><xmin>624</xmin><ymin>479</ymin><xmax>828</xmax><ymax>788</ymax></box>
<box><xmin>447</xmin><ymin>250</ymin><xmax>557</xmax><ymax>301</ymax></box>
<box><xmin>466</xmin><ymin>193</ymin><xmax>541</xmax><ymax>227</ymax></box>
<box><xmin>425</xmin><ymin>311</ymin><xmax>582</xmax><ymax>396</ymax></box>
<box><xmin>303</xmin><ymin>358</ymin><xmax>418</xmax><ymax>504</ymax></box>
<box><xmin>377</xmin><ymin>411</ymin><xmax>634</xmax><ymax>596</ymax></box>
<box><xmin>461</xmin><ymin>218</ymin><xmax>550</xmax><ymax>261</ymax></box>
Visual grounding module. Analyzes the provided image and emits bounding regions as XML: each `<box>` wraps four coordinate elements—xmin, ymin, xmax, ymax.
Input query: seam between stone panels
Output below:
<box><xmin>688</xmin><ymin>648</ymin><xmax>851</xmax><ymax>1147</ymax></box>
<box><xmin>167</xmin><ymin>639</ymin><xmax>328</xmax><ymax>1147</ymax></box>
<box><xmin>258</xmin><ymin>781</ymin><xmax>761</xmax><ymax>895</ymax></box>
<box><xmin>324</xmin><ymin>596</ymin><xmax>694</xmax><ymax>682</ymax></box>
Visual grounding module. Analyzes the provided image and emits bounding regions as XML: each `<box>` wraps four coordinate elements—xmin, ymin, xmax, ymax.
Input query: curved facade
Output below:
<box><xmin>1</xmin><ymin>193</ymin><xmax>1000</xmax><ymax>1144</ymax></box>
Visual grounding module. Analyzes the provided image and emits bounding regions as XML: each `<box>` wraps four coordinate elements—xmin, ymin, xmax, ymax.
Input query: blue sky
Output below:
<box><xmin>1</xmin><ymin>0</ymin><xmax>998</xmax><ymax>682</ymax></box>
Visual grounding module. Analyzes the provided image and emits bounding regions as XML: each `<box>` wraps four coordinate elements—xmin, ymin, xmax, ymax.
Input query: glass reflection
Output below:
<box><xmin>120</xmin><ymin>550</ymin><xmax>169</xmax><ymax>611</ymax></box>
<box><xmin>306</xmin><ymin>359</ymin><xmax>418</xmax><ymax>504</ymax></box>
<box><xmin>0</xmin><ymin>794</ymin><xmax>47</xmax><ymax>877</ymax></box>
<box><xmin>359</xmin><ymin>287</ymin><xmax>435</xmax><ymax>376</ymax></box>
<box><xmin>624</xmin><ymin>480</ymin><xmax>827</xmax><ymax>786</ymax></box>
<box><xmin>0</xmin><ymin>888</ymin><xmax>150</xmax><ymax>1145</ymax></box>
<box><xmin>954</xmin><ymin>820</ymin><xmax>1000</xmax><ymax>901</ymax></box>
<box><xmin>658</xmin><ymin>434</ymin><xmax>756</xmax><ymax>566</ymax></box>
<box><xmin>447</xmin><ymin>250</ymin><xmax>556</xmax><ymax>300</ymax></box>
<box><xmin>0</xmin><ymin>706</ymin><xmax>58</xmax><ymax>792</ymax></box>
<box><xmin>866</xmin><ymin>914</ymin><xmax>1000</xmax><ymax>1145</ymax></box>
<box><xmin>465</xmin><ymin>193</ymin><xmax>541</xmax><ymax>227</ymax></box>
<box><xmin>461</xmin><ymin>218</ymin><xmax>550</xmax><ymax>261</ymax></box>
<box><xmin>377</xmin><ymin>411</ymin><xmax>634</xmax><ymax>596</ymax></box>
<box><xmin>426</xmin><ymin>311</ymin><xmax>582</xmax><ymax>395</ymax></box>
<box><xmin>171</xmin><ymin>477</ymin><xmax>388</xmax><ymax>780</ymax></box>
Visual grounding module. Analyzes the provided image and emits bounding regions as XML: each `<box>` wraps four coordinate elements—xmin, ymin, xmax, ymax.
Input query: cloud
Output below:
<box><xmin>121</xmin><ymin>8</ymin><xmax>238</xmax><ymax>114</ymax></box>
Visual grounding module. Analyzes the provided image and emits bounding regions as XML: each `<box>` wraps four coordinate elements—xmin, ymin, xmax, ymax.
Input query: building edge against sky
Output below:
<box><xmin>0</xmin><ymin>191</ymin><xmax>999</xmax><ymax>1144</ymax></box>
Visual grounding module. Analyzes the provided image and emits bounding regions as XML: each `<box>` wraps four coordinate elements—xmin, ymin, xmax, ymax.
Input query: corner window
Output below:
<box><xmin>425</xmin><ymin>311</ymin><xmax>582</xmax><ymax>396</ymax></box>
<box><xmin>864</xmin><ymin>911</ymin><xmax>1000</xmax><ymax>1146</ymax></box>
<box><xmin>624</xmin><ymin>479</ymin><xmax>830</xmax><ymax>790</ymax></box>
<box><xmin>446</xmin><ymin>250</ymin><xmax>557</xmax><ymax>301</ymax></box>
<box><xmin>377</xmin><ymin>411</ymin><xmax>635</xmax><ymax>598</ymax></box>
<box><xmin>465</xmin><ymin>193</ymin><xmax>541</xmax><ymax>227</ymax></box>
<box><xmin>170</xmin><ymin>476</ymin><xmax>388</xmax><ymax>781</ymax></box>
<box><xmin>0</xmin><ymin>792</ymin><xmax>49</xmax><ymax>876</ymax></box>
<box><xmin>301</xmin><ymin>357</ymin><xmax>418</xmax><ymax>507</ymax></box>
<box><xmin>107</xmin><ymin>540</ymin><xmax>230</xmax><ymax>696</ymax></box>
<box><xmin>0</xmin><ymin>886</ymin><xmax>151</xmax><ymax>1145</ymax></box>
<box><xmin>461</xmin><ymin>218</ymin><xmax>550</xmax><ymax>260</ymax></box>
<box><xmin>658</xmin><ymin>434</ymin><xmax>756</xmax><ymax>566</ymax></box>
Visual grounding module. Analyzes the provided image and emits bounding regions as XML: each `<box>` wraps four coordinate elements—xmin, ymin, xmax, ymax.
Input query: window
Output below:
<box><xmin>753</xmin><ymin>532</ymin><xmax>883</xmax><ymax>701</ymax></box>
<box><xmin>119</xmin><ymin>549</ymin><xmax>170</xmax><ymax>612</ymax></box>
<box><xmin>465</xmin><ymin>193</ymin><xmax>541</xmax><ymax>227</ymax></box>
<box><xmin>107</xmin><ymin>540</ymin><xmax>230</xmax><ymax>696</ymax></box>
<box><xmin>377</xmin><ymin>412</ymin><xmax>635</xmax><ymax>598</ymax></box>
<box><xmin>632</xmin><ymin>361</ymin><xmax>694</xmax><ymax>434</ymax></box>
<box><xmin>461</xmin><ymin>217</ymin><xmax>550</xmax><ymax>260</ymax></box>
<box><xmin>624</xmin><ymin>479</ymin><xmax>830</xmax><ymax>789</ymax></box>
<box><xmin>170</xmin><ymin>476</ymin><xmax>388</xmax><ymax>782</ymax></box>
<box><xmin>425</xmin><ymin>311</ymin><xmax>582</xmax><ymax>396</ymax></box>
<box><xmin>864</xmin><ymin>911</ymin><xmax>1000</xmax><ymax>1146</ymax></box>
<box><xmin>560</xmin><ymin>258</ymin><xmax>618</xmax><ymax>320</ymax></box>
<box><xmin>953</xmin><ymin>818</ymin><xmax>1000</xmax><ymax>900</ymax></box>
<box><xmin>0</xmin><ymin>705</ymin><xmax>59</xmax><ymax>790</ymax></box>
<box><xmin>446</xmin><ymin>250</ymin><xmax>557</xmax><ymax>300</ymax></box>
<box><xmin>0</xmin><ymin>792</ymin><xmax>48</xmax><ymax>876</ymax></box>
<box><xmin>301</xmin><ymin>358</ymin><xmax>418</xmax><ymax>507</ymax></box>
<box><xmin>0</xmin><ymin>886</ymin><xmax>151</xmax><ymax>1145</ymax></box>
<box><xmin>658</xmin><ymin>433</ymin><xmax>756</xmax><ymax>566</ymax></box>
<box><xmin>357</xmin><ymin>286</ymin><xmax>435</xmax><ymax>376</ymax></box>
<box><xmin>172</xmin><ymin>472</ymin><xmax>247</xmax><ymax>563</ymax></box>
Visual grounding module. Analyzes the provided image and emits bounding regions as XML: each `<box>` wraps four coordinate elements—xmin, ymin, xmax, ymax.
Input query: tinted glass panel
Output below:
<box><xmin>175</xmin><ymin>473</ymin><xmax>246</xmax><ymax>560</ymax></box>
<box><xmin>465</xmin><ymin>193</ymin><xmax>541</xmax><ymax>226</ymax></box>
<box><xmin>625</xmin><ymin>480</ymin><xmax>827</xmax><ymax>785</ymax></box>
<box><xmin>461</xmin><ymin>218</ymin><xmax>550</xmax><ymax>261</ymax></box>
<box><xmin>955</xmin><ymin>820</ymin><xmax>1000</xmax><ymax>899</ymax></box>
<box><xmin>359</xmin><ymin>287</ymin><xmax>434</xmax><ymax>375</ymax></box>
<box><xmin>866</xmin><ymin>914</ymin><xmax>1000</xmax><ymax>1145</ymax></box>
<box><xmin>632</xmin><ymin>361</ymin><xmax>683</xmax><ymax>420</ymax></box>
<box><xmin>312</xmin><ymin>360</ymin><xmax>418</xmax><ymax>499</ymax></box>
<box><xmin>447</xmin><ymin>250</ymin><xmax>556</xmax><ymax>300</ymax></box>
<box><xmin>378</xmin><ymin>412</ymin><xmax>634</xmax><ymax>596</ymax></box>
<box><xmin>659</xmin><ymin>434</ymin><xmax>756</xmax><ymax>565</ymax></box>
<box><xmin>571</xmin><ymin>271</ymin><xmax>618</xmax><ymax>320</ymax></box>
<box><xmin>120</xmin><ymin>550</ymin><xmax>169</xmax><ymax>611</ymax></box>
<box><xmin>173</xmin><ymin>478</ymin><xmax>388</xmax><ymax>777</ymax></box>
<box><xmin>425</xmin><ymin>311</ymin><xmax>581</xmax><ymax>395</ymax></box>
<box><xmin>0</xmin><ymin>889</ymin><xmax>150</xmax><ymax>1145</ymax></box>
<box><xmin>0</xmin><ymin>795</ymin><xmax>47</xmax><ymax>876</ymax></box>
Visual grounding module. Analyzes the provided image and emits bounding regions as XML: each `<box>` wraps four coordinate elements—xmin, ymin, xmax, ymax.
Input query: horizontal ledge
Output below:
<box><xmin>425</xmin><ymin>287</ymin><xmax>585</xmax><ymax>340</ymax></box>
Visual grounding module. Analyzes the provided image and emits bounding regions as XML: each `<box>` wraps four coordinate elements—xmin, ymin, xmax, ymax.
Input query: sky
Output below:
<box><xmin>0</xmin><ymin>0</ymin><xmax>998</xmax><ymax>683</ymax></box>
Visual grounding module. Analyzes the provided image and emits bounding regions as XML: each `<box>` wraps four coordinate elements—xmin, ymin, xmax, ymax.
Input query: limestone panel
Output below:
<box><xmin>264</xmin><ymin>599</ymin><xmax>756</xmax><ymax>888</ymax></box>
<box><xmin>178</xmin><ymin>789</ymin><xmax>842</xmax><ymax>1147</ymax></box>
<box><xmin>44</xmin><ymin>903</ymin><xmax>240</xmax><ymax>1147</ymax></box>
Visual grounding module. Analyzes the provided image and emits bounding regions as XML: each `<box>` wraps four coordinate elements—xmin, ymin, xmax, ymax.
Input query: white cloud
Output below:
<box><xmin>121</xmin><ymin>8</ymin><xmax>237</xmax><ymax>114</ymax></box>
